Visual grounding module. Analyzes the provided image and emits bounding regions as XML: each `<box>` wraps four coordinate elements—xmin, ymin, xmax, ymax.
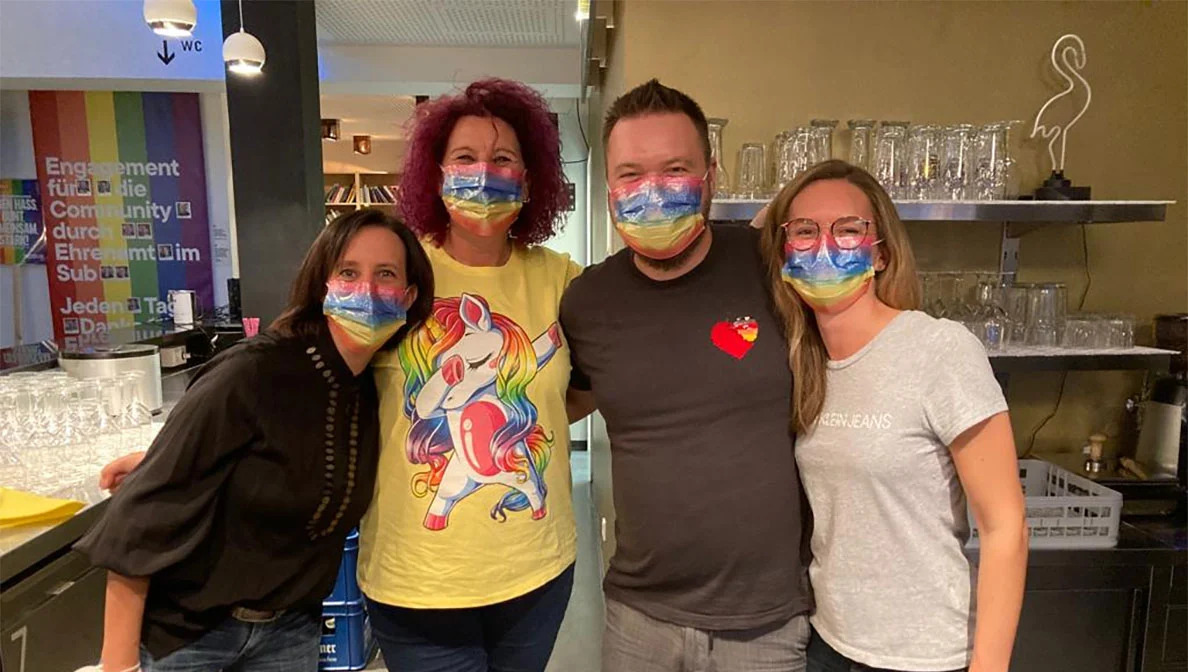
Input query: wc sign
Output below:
<box><xmin>155</xmin><ymin>39</ymin><xmax>202</xmax><ymax>66</ymax></box>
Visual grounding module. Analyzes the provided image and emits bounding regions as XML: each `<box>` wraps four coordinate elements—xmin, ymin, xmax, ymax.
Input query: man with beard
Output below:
<box><xmin>560</xmin><ymin>80</ymin><xmax>812</xmax><ymax>672</ymax></box>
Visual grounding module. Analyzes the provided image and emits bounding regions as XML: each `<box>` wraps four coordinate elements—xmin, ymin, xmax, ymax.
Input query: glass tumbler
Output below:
<box><xmin>771</xmin><ymin>131</ymin><xmax>789</xmax><ymax>188</ymax></box>
<box><xmin>874</xmin><ymin>121</ymin><xmax>910</xmax><ymax>199</ymax></box>
<box><xmin>1026</xmin><ymin>283</ymin><xmax>1067</xmax><ymax>347</ymax></box>
<box><xmin>808</xmin><ymin>119</ymin><xmax>837</xmax><ymax>165</ymax></box>
<box><xmin>1105</xmin><ymin>314</ymin><xmax>1136</xmax><ymax>349</ymax></box>
<box><xmin>974</xmin><ymin>122</ymin><xmax>1012</xmax><ymax>200</ymax></box>
<box><xmin>939</xmin><ymin>124</ymin><xmax>977</xmax><ymax>200</ymax></box>
<box><xmin>707</xmin><ymin>118</ymin><xmax>731</xmax><ymax>199</ymax></box>
<box><xmin>848</xmin><ymin>119</ymin><xmax>877</xmax><ymax>172</ymax></box>
<box><xmin>735</xmin><ymin>142</ymin><xmax>767</xmax><ymax>199</ymax></box>
<box><xmin>907</xmin><ymin>125</ymin><xmax>942</xmax><ymax>200</ymax></box>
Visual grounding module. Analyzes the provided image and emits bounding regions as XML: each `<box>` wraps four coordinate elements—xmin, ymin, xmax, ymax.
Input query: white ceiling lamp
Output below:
<box><xmin>575</xmin><ymin>0</ymin><xmax>590</xmax><ymax>21</ymax></box>
<box><xmin>144</xmin><ymin>0</ymin><xmax>197</xmax><ymax>37</ymax></box>
<box><xmin>223</xmin><ymin>0</ymin><xmax>265</xmax><ymax>76</ymax></box>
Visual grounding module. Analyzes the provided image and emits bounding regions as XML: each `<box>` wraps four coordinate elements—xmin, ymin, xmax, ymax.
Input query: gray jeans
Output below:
<box><xmin>602</xmin><ymin>599</ymin><xmax>810</xmax><ymax>672</ymax></box>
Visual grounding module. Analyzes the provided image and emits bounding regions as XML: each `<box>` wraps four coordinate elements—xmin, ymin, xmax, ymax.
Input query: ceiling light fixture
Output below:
<box><xmin>575</xmin><ymin>0</ymin><xmax>589</xmax><ymax>21</ymax></box>
<box><xmin>322</xmin><ymin>119</ymin><xmax>341</xmax><ymax>141</ymax></box>
<box><xmin>144</xmin><ymin>0</ymin><xmax>197</xmax><ymax>37</ymax></box>
<box><xmin>353</xmin><ymin>135</ymin><xmax>372</xmax><ymax>155</ymax></box>
<box><xmin>223</xmin><ymin>0</ymin><xmax>266</xmax><ymax>76</ymax></box>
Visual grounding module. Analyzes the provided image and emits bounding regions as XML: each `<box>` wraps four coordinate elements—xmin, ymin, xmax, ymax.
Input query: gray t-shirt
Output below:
<box><xmin>796</xmin><ymin>310</ymin><xmax>1007</xmax><ymax>671</ymax></box>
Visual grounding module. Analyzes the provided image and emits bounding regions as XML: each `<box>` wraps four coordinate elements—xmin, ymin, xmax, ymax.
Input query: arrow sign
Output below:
<box><xmin>157</xmin><ymin>41</ymin><xmax>175</xmax><ymax>65</ymax></box>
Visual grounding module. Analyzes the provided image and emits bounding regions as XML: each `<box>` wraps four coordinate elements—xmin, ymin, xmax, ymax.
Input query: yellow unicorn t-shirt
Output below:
<box><xmin>357</xmin><ymin>242</ymin><xmax>581</xmax><ymax>607</ymax></box>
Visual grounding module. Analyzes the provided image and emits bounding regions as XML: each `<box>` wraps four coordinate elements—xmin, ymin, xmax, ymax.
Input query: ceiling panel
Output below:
<box><xmin>316</xmin><ymin>0</ymin><xmax>581</xmax><ymax>47</ymax></box>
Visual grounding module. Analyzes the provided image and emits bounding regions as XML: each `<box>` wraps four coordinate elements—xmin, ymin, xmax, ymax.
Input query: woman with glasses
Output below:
<box><xmin>758</xmin><ymin>160</ymin><xmax>1028</xmax><ymax>672</ymax></box>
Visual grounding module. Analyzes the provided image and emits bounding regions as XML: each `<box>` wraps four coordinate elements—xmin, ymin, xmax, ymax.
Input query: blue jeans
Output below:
<box><xmin>806</xmin><ymin>628</ymin><xmax>967</xmax><ymax>672</ymax></box>
<box><xmin>140</xmin><ymin>610</ymin><xmax>320</xmax><ymax>672</ymax></box>
<box><xmin>366</xmin><ymin>563</ymin><xmax>575</xmax><ymax>672</ymax></box>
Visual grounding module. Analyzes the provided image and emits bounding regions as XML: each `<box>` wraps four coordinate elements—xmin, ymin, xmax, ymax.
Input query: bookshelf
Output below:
<box><xmin>324</xmin><ymin>172</ymin><xmax>400</xmax><ymax>210</ymax></box>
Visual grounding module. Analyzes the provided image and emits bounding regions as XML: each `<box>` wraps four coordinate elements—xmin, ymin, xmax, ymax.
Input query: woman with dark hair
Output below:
<box><xmin>74</xmin><ymin>209</ymin><xmax>434</xmax><ymax>672</ymax></box>
<box><xmin>357</xmin><ymin>78</ymin><xmax>591</xmax><ymax>672</ymax></box>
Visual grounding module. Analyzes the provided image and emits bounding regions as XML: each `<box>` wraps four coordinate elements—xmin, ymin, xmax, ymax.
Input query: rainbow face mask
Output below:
<box><xmin>781</xmin><ymin>236</ymin><xmax>877</xmax><ymax>313</ymax></box>
<box><xmin>323</xmin><ymin>279</ymin><xmax>409</xmax><ymax>349</ymax></box>
<box><xmin>440</xmin><ymin>163</ymin><xmax>525</xmax><ymax>236</ymax></box>
<box><xmin>610</xmin><ymin>175</ymin><xmax>706</xmax><ymax>260</ymax></box>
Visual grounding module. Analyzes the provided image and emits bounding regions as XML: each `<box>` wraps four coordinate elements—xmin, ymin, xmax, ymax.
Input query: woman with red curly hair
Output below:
<box><xmin>356</xmin><ymin>78</ymin><xmax>593</xmax><ymax>672</ymax></box>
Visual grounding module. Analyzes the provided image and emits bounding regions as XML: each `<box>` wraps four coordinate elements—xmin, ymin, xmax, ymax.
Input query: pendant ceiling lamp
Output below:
<box><xmin>144</xmin><ymin>0</ymin><xmax>197</xmax><ymax>37</ymax></box>
<box><xmin>223</xmin><ymin>0</ymin><xmax>266</xmax><ymax>76</ymax></box>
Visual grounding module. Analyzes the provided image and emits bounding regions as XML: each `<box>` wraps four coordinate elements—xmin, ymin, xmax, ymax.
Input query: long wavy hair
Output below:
<box><xmin>397</xmin><ymin>296</ymin><xmax>553</xmax><ymax>521</ymax></box>
<box><xmin>759</xmin><ymin>160</ymin><xmax>921</xmax><ymax>434</ymax></box>
<box><xmin>398</xmin><ymin>78</ymin><xmax>566</xmax><ymax>247</ymax></box>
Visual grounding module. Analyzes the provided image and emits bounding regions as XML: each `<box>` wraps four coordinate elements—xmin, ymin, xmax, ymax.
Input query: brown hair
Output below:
<box><xmin>759</xmin><ymin>160</ymin><xmax>921</xmax><ymax>433</ymax></box>
<box><xmin>271</xmin><ymin>209</ymin><xmax>435</xmax><ymax>350</ymax></box>
<box><xmin>603</xmin><ymin>79</ymin><xmax>711</xmax><ymax>164</ymax></box>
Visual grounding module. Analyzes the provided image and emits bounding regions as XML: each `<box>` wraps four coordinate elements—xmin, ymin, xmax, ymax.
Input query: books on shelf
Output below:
<box><xmin>324</xmin><ymin>184</ymin><xmax>355</xmax><ymax>205</ymax></box>
<box><xmin>324</xmin><ymin>184</ymin><xmax>398</xmax><ymax>206</ymax></box>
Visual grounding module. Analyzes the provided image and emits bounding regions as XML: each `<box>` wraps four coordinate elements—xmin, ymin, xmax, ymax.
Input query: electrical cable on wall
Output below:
<box><xmin>1025</xmin><ymin>224</ymin><xmax>1092</xmax><ymax>456</ymax></box>
<box><xmin>562</xmin><ymin>96</ymin><xmax>591</xmax><ymax>165</ymax></box>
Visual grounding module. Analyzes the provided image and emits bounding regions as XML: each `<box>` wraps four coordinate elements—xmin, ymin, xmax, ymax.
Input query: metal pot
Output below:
<box><xmin>58</xmin><ymin>344</ymin><xmax>164</xmax><ymax>412</ymax></box>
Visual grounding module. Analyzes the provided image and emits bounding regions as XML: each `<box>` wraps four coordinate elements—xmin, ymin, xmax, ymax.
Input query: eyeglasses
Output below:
<box><xmin>781</xmin><ymin>216</ymin><xmax>875</xmax><ymax>251</ymax></box>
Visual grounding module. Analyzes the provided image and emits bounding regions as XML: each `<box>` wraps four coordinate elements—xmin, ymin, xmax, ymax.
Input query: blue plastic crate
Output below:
<box><xmin>324</xmin><ymin>529</ymin><xmax>360</xmax><ymax>606</ymax></box>
<box><xmin>319</xmin><ymin>600</ymin><xmax>376</xmax><ymax>671</ymax></box>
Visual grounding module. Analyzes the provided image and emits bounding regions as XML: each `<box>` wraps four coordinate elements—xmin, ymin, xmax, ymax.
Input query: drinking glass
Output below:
<box><xmin>808</xmin><ymin>119</ymin><xmax>837</xmax><ymax>165</ymax></box>
<box><xmin>707</xmin><ymin>118</ymin><xmax>731</xmax><ymax>199</ymax></box>
<box><xmin>778</xmin><ymin>127</ymin><xmax>813</xmax><ymax>187</ymax></box>
<box><xmin>907</xmin><ymin>125</ymin><xmax>942</xmax><ymax>200</ymax></box>
<box><xmin>974</xmin><ymin>122</ymin><xmax>1011</xmax><ymax>200</ymax></box>
<box><xmin>771</xmin><ymin>131</ymin><xmax>788</xmax><ymax>188</ymax></box>
<box><xmin>939</xmin><ymin>124</ymin><xmax>977</xmax><ymax>200</ymax></box>
<box><xmin>874</xmin><ymin>121</ymin><xmax>909</xmax><ymax>199</ymax></box>
<box><xmin>848</xmin><ymin>119</ymin><xmax>877</xmax><ymax>172</ymax></box>
<box><xmin>1026</xmin><ymin>283</ymin><xmax>1066</xmax><ymax>347</ymax></box>
<box><xmin>735</xmin><ymin>142</ymin><xmax>767</xmax><ymax>199</ymax></box>
<box><xmin>1062</xmin><ymin>314</ymin><xmax>1101</xmax><ymax>349</ymax></box>
<box><xmin>1105</xmin><ymin>314</ymin><xmax>1136</xmax><ymax>349</ymax></box>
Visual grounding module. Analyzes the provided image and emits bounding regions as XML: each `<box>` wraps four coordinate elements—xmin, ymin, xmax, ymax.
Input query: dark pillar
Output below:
<box><xmin>222</xmin><ymin>0</ymin><xmax>322</xmax><ymax>325</ymax></box>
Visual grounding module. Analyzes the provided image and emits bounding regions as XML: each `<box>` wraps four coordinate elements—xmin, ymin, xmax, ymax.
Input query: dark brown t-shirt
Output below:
<box><xmin>560</xmin><ymin>225</ymin><xmax>812</xmax><ymax>631</ymax></box>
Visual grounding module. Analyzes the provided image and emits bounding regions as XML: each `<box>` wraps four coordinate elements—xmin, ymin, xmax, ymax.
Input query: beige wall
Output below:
<box><xmin>322</xmin><ymin>138</ymin><xmax>406</xmax><ymax>175</ymax></box>
<box><xmin>608</xmin><ymin>0</ymin><xmax>1187</xmax><ymax>456</ymax></box>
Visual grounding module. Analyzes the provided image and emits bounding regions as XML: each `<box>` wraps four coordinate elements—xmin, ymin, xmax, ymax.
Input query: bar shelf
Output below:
<box><xmin>709</xmin><ymin>199</ymin><xmax>1173</xmax><ymax>223</ymax></box>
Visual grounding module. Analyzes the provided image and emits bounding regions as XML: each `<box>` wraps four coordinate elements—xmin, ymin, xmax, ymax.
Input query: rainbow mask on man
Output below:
<box><xmin>781</xmin><ymin>228</ymin><xmax>878</xmax><ymax>314</ymax></box>
<box><xmin>323</xmin><ymin>279</ymin><xmax>409</xmax><ymax>349</ymax></box>
<box><xmin>440</xmin><ymin>163</ymin><xmax>525</xmax><ymax>236</ymax></box>
<box><xmin>610</xmin><ymin>175</ymin><xmax>706</xmax><ymax>260</ymax></box>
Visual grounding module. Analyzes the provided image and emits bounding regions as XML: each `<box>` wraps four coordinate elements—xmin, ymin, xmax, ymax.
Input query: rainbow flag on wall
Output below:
<box><xmin>0</xmin><ymin>180</ymin><xmax>44</xmax><ymax>265</ymax></box>
<box><xmin>28</xmin><ymin>91</ymin><xmax>213</xmax><ymax>348</ymax></box>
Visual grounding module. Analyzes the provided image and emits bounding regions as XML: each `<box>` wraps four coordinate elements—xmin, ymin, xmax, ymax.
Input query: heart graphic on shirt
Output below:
<box><xmin>710</xmin><ymin>317</ymin><xmax>759</xmax><ymax>360</ymax></box>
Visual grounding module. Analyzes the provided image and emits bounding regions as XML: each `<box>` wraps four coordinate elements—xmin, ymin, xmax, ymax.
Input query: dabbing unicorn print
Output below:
<box><xmin>399</xmin><ymin>293</ymin><xmax>561</xmax><ymax>531</ymax></box>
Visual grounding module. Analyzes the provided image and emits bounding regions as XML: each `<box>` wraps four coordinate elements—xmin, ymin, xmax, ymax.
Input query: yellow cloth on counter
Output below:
<box><xmin>0</xmin><ymin>487</ymin><xmax>85</xmax><ymax>529</ymax></box>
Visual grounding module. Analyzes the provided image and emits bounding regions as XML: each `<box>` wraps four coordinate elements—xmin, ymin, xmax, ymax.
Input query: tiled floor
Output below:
<box><xmin>364</xmin><ymin>453</ymin><xmax>604</xmax><ymax>671</ymax></box>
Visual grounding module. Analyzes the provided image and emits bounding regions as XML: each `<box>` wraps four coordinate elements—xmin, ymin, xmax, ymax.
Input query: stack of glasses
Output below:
<box><xmin>919</xmin><ymin>272</ymin><xmax>1136</xmax><ymax>352</ymax></box>
<box><xmin>0</xmin><ymin>369</ymin><xmax>161</xmax><ymax>498</ymax></box>
<box><xmin>855</xmin><ymin>121</ymin><xmax>1021</xmax><ymax>201</ymax></box>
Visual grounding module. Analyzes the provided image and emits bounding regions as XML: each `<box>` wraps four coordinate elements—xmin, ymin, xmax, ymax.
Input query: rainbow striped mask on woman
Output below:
<box><xmin>440</xmin><ymin>163</ymin><xmax>525</xmax><ymax>236</ymax></box>
<box><xmin>782</xmin><ymin>236</ymin><xmax>878</xmax><ymax>314</ymax></box>
<box><xmin>323</xmin><ymin>280</ymin><xmax>408</xmax><ymax>349</ymax></box>
<box><xmin>610</xmin><ymin>175</ymin><xmax>706</xmax><ymax>260</ymax></box>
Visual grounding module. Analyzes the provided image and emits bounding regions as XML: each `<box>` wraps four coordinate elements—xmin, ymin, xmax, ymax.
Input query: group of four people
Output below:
<box><xmin>76</xmin><ymin>78</ymin><xmax>1028</xmax><ymax>672</ymax></box>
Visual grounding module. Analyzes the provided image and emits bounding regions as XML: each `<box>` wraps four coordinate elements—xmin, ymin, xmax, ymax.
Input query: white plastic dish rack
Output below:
<box><xmin>967</xmin><ymin>458</ymin><xmax>1121</xmax><ymax>550</ymax></box>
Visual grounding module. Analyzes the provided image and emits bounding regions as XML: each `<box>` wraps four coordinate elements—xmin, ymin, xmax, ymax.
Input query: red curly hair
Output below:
<box><xmin>399</xmin><ymin>79</ymin><xmax>566</xmax><ymax>247</ymax></box>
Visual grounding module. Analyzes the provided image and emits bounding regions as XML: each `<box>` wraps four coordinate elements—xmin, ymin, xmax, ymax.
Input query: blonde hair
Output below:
<box><xmin>759</xmin><ymin>160</ymin><xmax>921</xmax><ymax>434</ymax></box>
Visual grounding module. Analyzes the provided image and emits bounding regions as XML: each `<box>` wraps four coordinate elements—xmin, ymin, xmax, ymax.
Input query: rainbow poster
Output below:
<box><xmin>28</xmin><ymin>91</ymin><xmax>213</xmax><ymax>348</ymax></box>
<box><xmin>0</xmin><ymin>180</ymin><xmax>44</xmax><ymax>265</ymax></box>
